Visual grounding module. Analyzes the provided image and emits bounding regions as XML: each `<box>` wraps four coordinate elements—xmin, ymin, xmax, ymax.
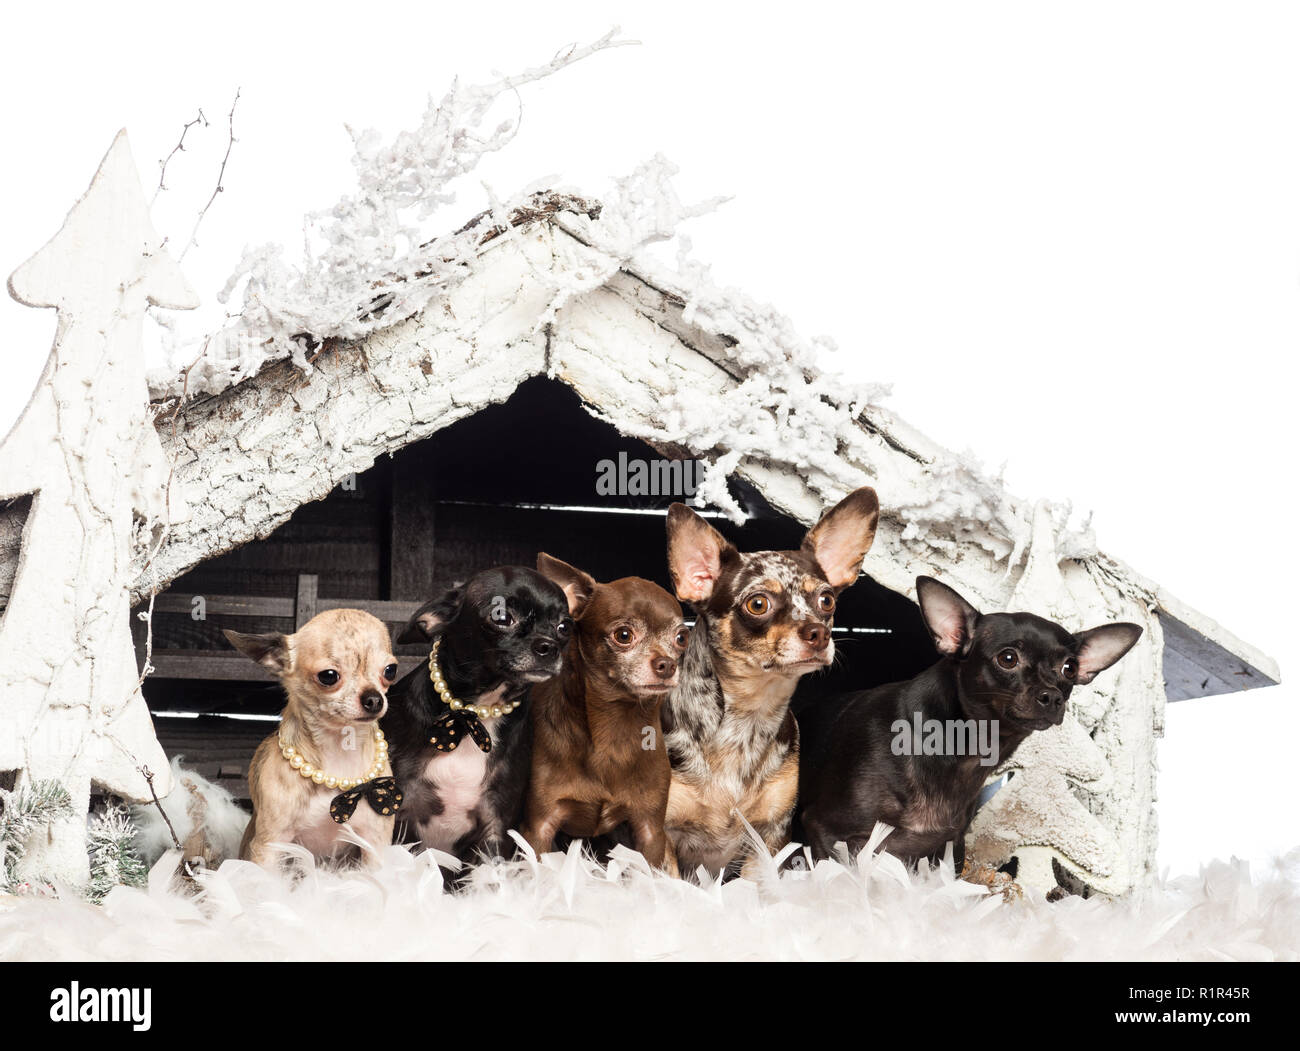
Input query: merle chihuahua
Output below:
<box><xmin>381</xmin><ymin>566</ymin><xmax>577</xmax><ymax>867</ymax></box>
<box><xmin>663</xmin><ymin>488</ymin><xmax>880</xmax><ymax>879</ymax></box>
<box><xmin>796</xmin><ymin>576</ymin><xmax>1141</xmax><ymax>868</ymax></box>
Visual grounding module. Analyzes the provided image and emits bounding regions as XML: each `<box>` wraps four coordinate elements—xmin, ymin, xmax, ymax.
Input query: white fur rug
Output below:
<box><xmin>2</xmin><ymin>831</ymin><xmax>1297</xmax><ymax>962</ymax></box>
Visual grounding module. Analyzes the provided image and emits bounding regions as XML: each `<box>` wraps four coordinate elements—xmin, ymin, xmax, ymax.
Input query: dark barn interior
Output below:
<box><xmin>137</xmin><ymin>377</ymin><xmax>936</xmax><ymax>802</ymax></box>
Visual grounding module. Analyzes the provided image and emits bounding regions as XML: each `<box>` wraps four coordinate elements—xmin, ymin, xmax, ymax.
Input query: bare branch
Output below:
<box><xmin>179</xmin><ymin>88</ymin><xmax>240</xmax><ymax>263</ymax></box>
<box><xmin>151</xmin><ymin>108</ymin><xmax>209</xmax><ymax>206</ymax></box>
<box><xmin>133</xmin><ymin>329</ymin><xmax>216</xmax><ymax>683</ymax></box>
<box><xmin>141</xmin><ymin>765</ymin><xmax>183</xmax><ymax>853</ymax></box>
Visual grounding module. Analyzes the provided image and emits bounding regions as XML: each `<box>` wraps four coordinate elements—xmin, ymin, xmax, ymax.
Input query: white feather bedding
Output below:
<box><xmin>2</xmin><ymin>829</ymin><xmax>1297</xmax><ymax>962</ymax></box>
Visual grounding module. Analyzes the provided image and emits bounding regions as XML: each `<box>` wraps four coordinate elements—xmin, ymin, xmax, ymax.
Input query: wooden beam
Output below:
<box><xmin>137</xmin><ymin>590</ymin><xmax>417</xmax><ymax>624</ymax></box>
<box><xmin>294</xmin><ymin>573</ymin><xmax>319</xmax><ymax>630</ymax></box>
<box><xmin>149</xmin><ymin>652</ymin><xmax>275</xmax><ymax>681</ymax></box>
<box><xmin>1158</xmin><ymin>610</ymin><xmax>1280</xmax><ymax>701</ymax></box>
<box><xmin>147</xmin><ymin>651</ymin><xmax>425</xmax><ymax>681</ymax></box>
<box><xmin>388</xmin><ymin>449</ymin><xmax>439</xmax><ymax>603</ymax></box>
<box><xmin>316</xmin><ymin>597</ymin><xmax>422</xmax><ymax>622</ymax></box>
<box><xmin>145</xmin><ymin>593</ymin><xmax>297</xmax><ymax>618</ymax></box>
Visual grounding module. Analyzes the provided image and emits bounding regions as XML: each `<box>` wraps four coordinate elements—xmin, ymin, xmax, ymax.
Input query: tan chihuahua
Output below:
<box><xmin>225</xmin><ymin>609</ymin><xmax>401</xmax><ymax>870</ymax></box>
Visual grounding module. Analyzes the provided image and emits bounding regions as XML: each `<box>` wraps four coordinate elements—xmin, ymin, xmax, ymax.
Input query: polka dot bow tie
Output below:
<box><xmin>329</xmin><ymin>776</ymin><xmax>402</xmax><ymax>824</ymax></box>
<box><xmin>429</xmin><ymin>708</ymin><xmax>492</xmax><ymax>754</ymax></box>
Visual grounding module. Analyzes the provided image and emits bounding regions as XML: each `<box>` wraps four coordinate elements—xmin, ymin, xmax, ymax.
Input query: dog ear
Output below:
<box><xmin>666</xmin><ymin>503</ymin><xmax>737</xmax><ymax>604</ymax></box>
<box><xmin>1073</xmin><ymin>623</ymin><xmax>1143</xmax><ymax>684</ymax></box>
<box><xmin>223</xmin><ymin>629</ymin><xmax>293</xmax><ymax>674</ymax></box>
<box><xmin>536</xmin><ymin>553</ymin><xmax>597</xmax><ymax>619</ymax></box>
<box><xmin>397</xmin><ymin>586</ymin><xmax>464</xmax><ymax>645</ymax></box>
<box><xmin>802</xmin><ymin>487</ymin><xmax>880</xmax><ymax>590</ymax></box>
<box><xmin>916</xmin><ymin>576</ymin><xmax>980</xmax><ymax>657</ymax></box>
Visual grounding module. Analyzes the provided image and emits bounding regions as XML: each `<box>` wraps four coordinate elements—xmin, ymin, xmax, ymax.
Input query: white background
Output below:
<box><xmin>1</xmin><ymin>2</ymin><xmax>1295</xmax><ymax>875</ymax></box>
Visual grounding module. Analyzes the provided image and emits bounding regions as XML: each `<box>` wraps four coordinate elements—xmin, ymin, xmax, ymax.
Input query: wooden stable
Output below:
<box><xmin>0</xmin><ymin>124</ymin><xmax>1279</xmax><ymax>894</ymax></box>
<box><xmin>136</xmin><ymin>377</ymin><xmax>936</xmax><ymax>803</ymax></box>
<box><xmin>0</xmin><ymin>151</ymin><xmax>1273</xmax><ymax>893</ymax></box>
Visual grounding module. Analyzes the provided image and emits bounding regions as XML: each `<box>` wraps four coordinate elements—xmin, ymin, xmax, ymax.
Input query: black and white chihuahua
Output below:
<box><xmin>796</xmin><ymin>576</ymin><xmax>1141</xmax><ymax>868</ymax></box>
<box><xmin>382</xmin><ymin>566</ymin><xmax>578</xmax><ymax>867</ymax></box>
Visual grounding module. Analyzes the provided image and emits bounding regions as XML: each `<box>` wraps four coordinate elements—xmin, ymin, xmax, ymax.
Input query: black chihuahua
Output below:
<box><xmin>796</xmin><ymin>576</ymin><xmax>1141</xmax><ymax>868</ymax></box>
<box><xmin>382</xmin><ymin>566</ymin><xmax>578</xmax><ymax>867</ymax></box>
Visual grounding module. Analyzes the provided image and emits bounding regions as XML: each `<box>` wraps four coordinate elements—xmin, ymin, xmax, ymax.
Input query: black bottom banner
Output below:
<box><xmin>2</xmin><ymin>960</ymin><xmax>1288</xmax><ymax>1038</ymax></box>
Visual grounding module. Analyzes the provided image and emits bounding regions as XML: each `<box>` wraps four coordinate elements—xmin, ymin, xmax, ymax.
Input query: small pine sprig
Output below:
<box><xmin>0</xmin><ymin>780</ymin><xmax>74</xmax><ymax>891</ymax></box>
<box><xmin>86</xmin><ymin>803</ymin><xmax>148</xmax><ymax>903</ymax></box>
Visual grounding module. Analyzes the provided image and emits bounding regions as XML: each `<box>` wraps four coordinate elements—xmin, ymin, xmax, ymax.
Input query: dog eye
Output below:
<box><xmin>490</xmin><ymin>606</ymin><xmax>514</xmax><ymax>628</ymax></box>
<box><xmin>995</xmin><ymin>649</ymin><xmax>1019</xmax><ymax>670</ymax></box>
<box><xmin>1062</xmin><ymin>658</ymin><xmax>1078</xmax><ymax>680</ymax></box>
<box><xmin>557</xmin><ymin>618</ymin><xmax>572</xmax><ymax>640</ymax></box>
<box><xmin>316</xmin><ymin>669</ymin><xmax>340</xmax><ymax>687</ymax></box>
<box><xmin>674</xmin><ymin>628</ymin><xmax>689</xmax><ymax>650</ymax></box>
<box><xmin>382</xmin><ymin>663</ymin><xmax>398</xmax><ymax>682</ymax></box>
<box><xmin>816</xmin><ymin>590</ymin><xmax>836</xmax><ymax>615</ymax></box>
<box><xmin>744</xmin><ymin>594</ymin><xmax>771</xmax><ymax>617</ymax></box>
<box><xmin>611</xmin><ymin>627</ymin><xmax>634</xmax><ymax>647</ymax></box>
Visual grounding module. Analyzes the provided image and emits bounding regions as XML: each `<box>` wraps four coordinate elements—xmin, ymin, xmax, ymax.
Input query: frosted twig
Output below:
<box><xmin>474</xmin><ymin>28</ymin><xmax>637</xmax><ymax>111</ymax></box>
<box><xmin>140</xmin><ymin>765</ymin><xmax>183</xmax><ymax>854</ymax></box>
<box><xmin>151</xmin><ymin>108</ymin><xmax>208</xmax><ymax>206</ymax></box>
<box><xmin>132</xmin><ymin>331</ymin><xmax>214</xmax><ymax>694</ymax></box>
<box><xmin>179</xmin><ymin>88</ymin><xmax>240</xmax><ymax>263</ymax></box>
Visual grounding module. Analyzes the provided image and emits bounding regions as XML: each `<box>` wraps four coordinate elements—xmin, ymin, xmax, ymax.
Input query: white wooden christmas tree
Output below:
<box><xmin>0</xmin><ymin>130</ymin><xmax>195</xmax><ymax>886</ymax></box>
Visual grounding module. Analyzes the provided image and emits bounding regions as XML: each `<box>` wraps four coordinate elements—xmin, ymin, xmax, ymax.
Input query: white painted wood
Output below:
<box><xmin>136</xmin><ymin>227</ymin><xmax>554</xmax><ymax>592</ymax></box>
<box><xmin>0</xmin><ymin>131</ymin><xmax>195</xmax><ymax>885</ymax></box>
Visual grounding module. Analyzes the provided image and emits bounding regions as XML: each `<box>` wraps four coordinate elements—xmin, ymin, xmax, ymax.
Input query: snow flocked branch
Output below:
<box><xmin>149</xmin><ymin>30</ymin><xmax>637</xmax><ymax>397</ymax></box>
<box><xmin>148</xmin><ymin>31</ymin><xmax>1095</xmax><ymax>563</ymax></box>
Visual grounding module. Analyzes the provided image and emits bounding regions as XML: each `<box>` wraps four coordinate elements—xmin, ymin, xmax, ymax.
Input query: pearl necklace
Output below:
<box><xmin>279</xmin><ymin>725</ymin><xmax>388</xmax><ymax>791</ymax></box>
<box><xmin>429</xmin><ymin>638</ymin><xmax>522</xmax><ymax>720</ymax></box>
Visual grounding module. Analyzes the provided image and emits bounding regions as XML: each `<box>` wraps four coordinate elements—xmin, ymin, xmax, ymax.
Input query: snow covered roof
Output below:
<box><xmin>87</xmin><ymin>182</ymin><xmax>1272</xmax><ymax>706</ymax></box>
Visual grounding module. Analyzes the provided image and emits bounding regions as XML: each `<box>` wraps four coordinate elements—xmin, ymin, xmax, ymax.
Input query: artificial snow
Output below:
<box><xmin>0</xmin><ymin>839</ymin><xmax>1295</xmax><ymax>961</ymax></box>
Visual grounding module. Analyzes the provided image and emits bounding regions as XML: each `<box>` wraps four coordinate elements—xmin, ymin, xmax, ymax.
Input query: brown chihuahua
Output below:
<box><xmin>524</xmin><ymin>554</ymin><xmax>688</xmax><ymax>871</ymax></box>
<box><xmin>663</xmin><ymin>488</ymin><xmax>879</xmax><ymax>879</ymax></box>
<box><xmin>225</xmin><ymin>609</ymin><xmax>400</xmax><ymax>870</ymax></box>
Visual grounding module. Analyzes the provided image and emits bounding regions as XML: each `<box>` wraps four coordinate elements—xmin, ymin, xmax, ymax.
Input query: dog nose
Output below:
<box><xmin>360</xmin><ymin>691</ymin><xmax>384</xmax><ymax>714</ymax></box>
<box><xmin>1037</xmin><ymin>689</ymin><xmax>1064</xmax><ymax>710</ymax></box>
<box><xmin>798</xmin><ymin>622</ymin><xmax>829</xmax><ymax>651</ymax></box>
<box><xmin>532</xmin><ymin>638</ymin><xmax>557</xmax><ymax>659</ymax></box>
<box><xmin>652</xmin><ymin>656</ymin><xmax>677</xmax><ymax>680</ymax></box>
